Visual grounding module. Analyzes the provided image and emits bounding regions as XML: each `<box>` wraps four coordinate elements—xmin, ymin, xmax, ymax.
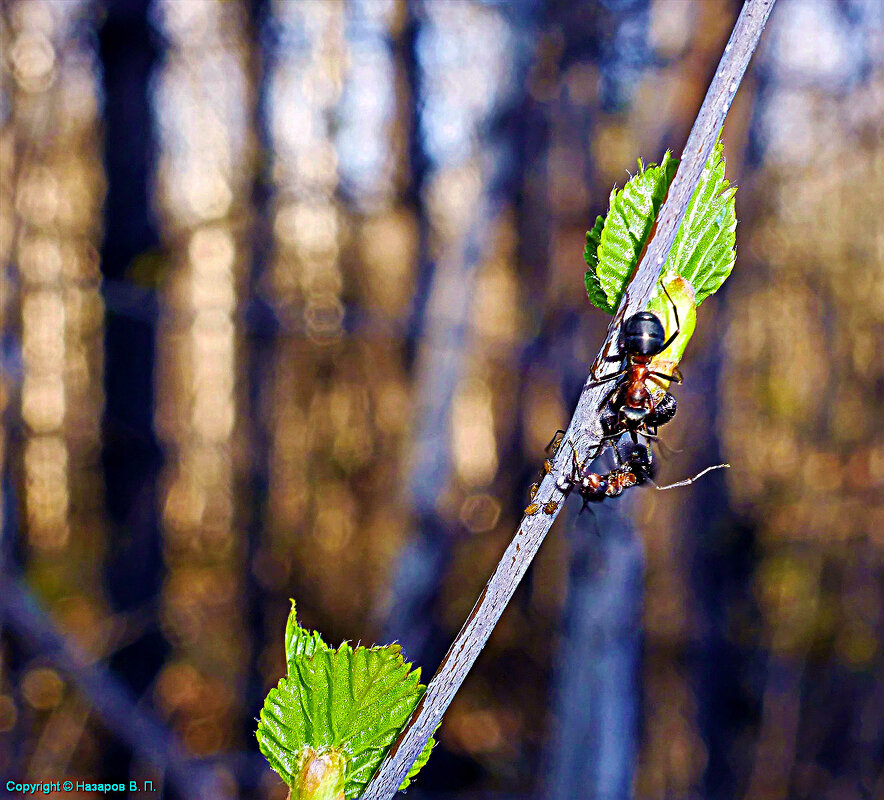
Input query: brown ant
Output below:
<box><xmin>521</xmin><ymin>430</ymin><xmax>728</xmax><ymax>519</ymax></box>
<box><xmin>555</xmin><ymin>441</ymin><xmax>650</xmax><ymax>511</ymax></box>
<box><xmin>550</xmin><ymin>440</ymin><xmax>729</xmax><ymax>513</ymax></box>
<box><xmin>523</xmin><ymin>439</ymin><xmax>644</xmax><ymax>516</ymax></box>
<box><xmin>589</xmin><ymin>285</ymin><xmax>683</xmax><ymax>455</ymax></box>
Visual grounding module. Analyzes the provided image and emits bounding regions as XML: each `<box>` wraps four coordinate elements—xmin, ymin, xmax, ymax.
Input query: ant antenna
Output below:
<box><xmin>657</xmin><ymin>280</ymin><xmax>681</xmax><ymax>352</ymax></box>
<box><xmin>545</xmin><ymin>429</ymin><xmax>567</xmax><ymax>454</ymax></box>
<box><xmin>650</xmin><ymin>463</ymin><xmax>730</xmax><ymax>491</ymax></box>
<box><xmin>661</xmin><ymin>280</ymin><xmax>680</xmax><ymax>334</ymax></box>
<box><xmin>649</xmin><ymin>436</ymin><xmax>683</xmax><ymax>459</ymax></box>
<box><xmin>566</xmin><ymin>438</ymin><xmax>591</xmax><ymax>475</ymax></box>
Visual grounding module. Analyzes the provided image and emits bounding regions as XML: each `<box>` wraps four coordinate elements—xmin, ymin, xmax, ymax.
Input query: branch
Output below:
<box><xmin>0</xmin><ymin>576</ymin><xmax>229</xmax><ymax>800</ymax></box>
<box><xmin>360</xmin><ymin>2</ymin><xmax>776</xmax><ymax>796</ymax></box>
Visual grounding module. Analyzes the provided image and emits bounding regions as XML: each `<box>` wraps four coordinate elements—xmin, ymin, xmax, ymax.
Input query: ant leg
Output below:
<box><xmin>649</xmin><ymin>370</ymin><xmax>682</xmax><ymax>385</ymax></box>
<box><xmin>652</xmin><ymin>437</ymin><xmax>683</xmax><ymax>459</ymax></box>
<box><xmin>545</xmin><ymin>429</ymin><xmax>567</xmax><ymax>453</ymax></box>
<box><xmin>564</xmin><ymin>440</ymin><xmax>581</xmax><ymax>480</ymax></box>
<box><xmin>551</xmin><ymin>438</ymin><xmax>582</xmax><ymax>496</ymax></box>
<box><xmin>597</xmin><ymin>381</ymin><xmax>623</xmax><ymax>412</ymax></box>
<box><xmin>658</xmin><ymin>281</ymin><xmax>681</xmax><ymax>352</ymax></box>
<box><xmin>590</xmin><ymin>352</ymin><xmax>624</xmax><ymax>380</ymax></box>
<box><xmin>638</xmin><ymin>430</ymin><xmax>663</xmax><ymax>452</ymax></box>
<box><xmin>652</xmin><ymin>463</ymin><xmax>730</xmax><ymax>490</ymax></box>
<box><xmin>591</xmin><ymin>431</ymin><xmax>623</xmax><ymax>459</ymax></box>
<box><xmin>595</xmin><ymin>353</ymin><xmax>624</xmax><ymax>366</ymax></box>
<box><xmin>588</xmin><ymin>368</ymin><xmax>629</xmax><ymax>388</ymax></box>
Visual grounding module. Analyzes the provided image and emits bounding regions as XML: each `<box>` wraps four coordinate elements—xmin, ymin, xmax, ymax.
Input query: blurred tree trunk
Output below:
<box><xmin>376</xmin><ymin>0</ymin><xmax>443</xmax><ymax>667</ymax></box>
<box><xmin>545</xmin><ymin>501</ymin><xmax>644</xmax><ymax>800</ymax></box>
<box><xmin>242</xmin><ymin>0</ymin><xmax>277</xmax><ymax>755</ymax></box>
<box><xmin>97</xmin><ymin>0</ymin><xmax>166</xmax><ymax>783</ymax></box>
<box><xmin>380</xmin><ymin>0</ymin><xmax>541</xmax><ymax>673</ymax></box>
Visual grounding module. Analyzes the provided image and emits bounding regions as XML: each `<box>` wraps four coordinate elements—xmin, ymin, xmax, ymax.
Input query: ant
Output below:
<box><xmin>555</xmin><ymin>441</ymin><xmax>651</xmax><ymax>511</ymax></box>
<box><xmin>523</xmin><ymin>437</ymin><xmax>643</xmax><ymax>517</ymax></box>
<box><xmin>589</xmin><ymin>284</ymin><xmax>683</xmax><ymax>456</ymax></box>
<box><xmin>529</xmin><ymin>439</ymin><xmax>729</xmax><ymax>515</ymax></box>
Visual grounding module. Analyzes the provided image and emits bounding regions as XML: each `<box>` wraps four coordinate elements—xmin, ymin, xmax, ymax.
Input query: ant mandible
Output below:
<box><xmin>589</xmin><ymin>284</ymin><xmax>683</xmax><ymax>457</ymax></box>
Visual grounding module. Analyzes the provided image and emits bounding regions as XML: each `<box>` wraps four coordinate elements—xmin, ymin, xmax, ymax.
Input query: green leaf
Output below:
<box><xmin>663</xmin><ymin>138</ymin><xmax>736</xmax><ymax>305</ymax></box>
<box><xmin>594</xmin><ymin>152</ymin><xmax>677</xmax><ymax>312</ymax></box>
<box><xmin>402</xmin><ymin>735</ymin><xmax>435</xmax><ymax>791</ymax></box>
<box><xmin>285</xmin><ymin>599</ymin><xmax>329</xmax><ymax>669</ymax></box>
<box><xmin>584</xmin><ymin>137</ymin><xmax>737</xmax><ymax>320</ymax></box>
<box><xmin>258</xmin><ymin>603</ymin><xmax>436</xmax><ymax>799</ymax></box>
<box><xmin>583</xmin><ymin>214</ymin><xmax>610</xmax><ymax>312</ymax></box>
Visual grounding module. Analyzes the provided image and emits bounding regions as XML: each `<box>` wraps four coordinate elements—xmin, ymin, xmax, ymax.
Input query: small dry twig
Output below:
<box><xmin>360</xmin><ymin>2</ymin><xmax>776</xmax><ymax>796</ymax></box>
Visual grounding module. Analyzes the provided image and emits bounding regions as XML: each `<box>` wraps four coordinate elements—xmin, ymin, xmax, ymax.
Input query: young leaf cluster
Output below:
<box><xmin>258</xmin><ymin>602</ymin><xmax>435</xmax><ymax>798</ymax></box>
<box><xmin>584</xmin><ymin>139</ymin><xmax>736</xmax><ymax>314</ymax></box>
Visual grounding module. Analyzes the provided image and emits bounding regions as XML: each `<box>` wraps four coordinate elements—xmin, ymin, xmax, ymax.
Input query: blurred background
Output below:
<box><xmin>1</xmin><ymin>0</ymin><xmax>882</xmax><ymax>798</ymax></box>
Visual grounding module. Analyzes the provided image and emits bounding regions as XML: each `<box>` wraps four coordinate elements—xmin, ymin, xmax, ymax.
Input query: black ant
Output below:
<box><xmin>589</xmin><ymin>285</ymin><xmax>683</xmax><ymax>456</ymax></box>
<box><xmin>521</xmin><ymin>426</ymin><xmax>728</xmax><ymax>518</ymax></box>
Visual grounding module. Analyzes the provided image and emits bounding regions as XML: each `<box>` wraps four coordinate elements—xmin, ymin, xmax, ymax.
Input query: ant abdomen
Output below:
<box><xmin>647</xmin><ymin>392</ymin><xmax>677</xmax><ymax>427</ymax></box>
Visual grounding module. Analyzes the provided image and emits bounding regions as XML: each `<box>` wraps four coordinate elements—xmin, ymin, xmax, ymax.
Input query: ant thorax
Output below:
<box><xmin>625</xmin><ymin>379</ymin><xmax>651</xmax><ymax>407</ymax></box>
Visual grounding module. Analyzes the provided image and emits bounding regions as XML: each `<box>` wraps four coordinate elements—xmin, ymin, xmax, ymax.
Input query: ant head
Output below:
<box><xmin>620</xmin><ymin>405</ymin><xmax>648</xmax><ymax>426</ymax></box>
<box><xmin>622</xmin><ymin>311</ymin><xmax>666</xmax><ymax>356</ymax></box>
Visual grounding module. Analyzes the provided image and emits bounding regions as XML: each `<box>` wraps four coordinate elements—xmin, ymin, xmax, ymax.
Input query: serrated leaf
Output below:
<box><xmin>285</xmin><ymin>600</ymin><xmax>329</xmax><ymax>671</ymax></box>
<box><xmin>401</xmin><ymin>735</ymin><xmax>436</xmax><ymax>790</ymax></box>
<box><xmin>664</xmin><ymin>138</ymin><xmax>736</xmax><ymax>305</ymax></box>
<box><xmin>585</xmin><ymin>137</ymin><xmax>737</xmax><ymax>324</ymax></box>
<box><xmin>583</xmin><ymin>214</ymin><xmax>610</xmax><ymax>312</ymax></box>
<box><xmin>594</xmin><ymin>151</ymin><xmax>677</xmax><ymax>311</ymax></box>
<box><xmin>258</xmin><ymin>604</ymin><xmax>436</xmax><ymax>799</ymax></box>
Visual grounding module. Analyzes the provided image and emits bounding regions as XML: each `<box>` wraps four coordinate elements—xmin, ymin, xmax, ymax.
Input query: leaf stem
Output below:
<box><xmin>359</xmin><ymin>2</ymin><xmax>776</xmax><ymax>797</ymax></box>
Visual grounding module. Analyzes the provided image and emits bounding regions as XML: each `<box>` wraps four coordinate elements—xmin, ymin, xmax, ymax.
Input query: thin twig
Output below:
<box><xmin>360</xmin><ymin>2</ymin><xmax>776</xmax><ymax>796</ymax></box>
<box><xmin>653</xmin><ymin>463</ymin><xmax>731</xmax><ymax>491</ymax></box>
<box><xmin>0</xmin><ymin>576</ymin><xmax>228</xmax><ymax>800</ymax></box>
